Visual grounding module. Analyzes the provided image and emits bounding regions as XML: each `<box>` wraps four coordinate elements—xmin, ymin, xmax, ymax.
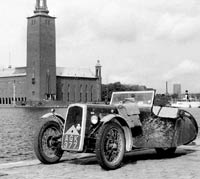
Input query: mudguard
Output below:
<box><xmin>101</xmin><ymin>113</ymin><xmax>141</xmax><ymax>128</ymax></box>
<box><xmin>41</xmin><ymin>112</ymin><xmax>65</xmax><ymax>127</ymax></box>
<box><xmin>173</xmin><ymin>110</ymin><xmax>198</xmax><ymax>146</ymax></box>
<box><xmin>100</xmin><ymin>114</ymin><xmax>134</xmax><ymax>151</ymax></box>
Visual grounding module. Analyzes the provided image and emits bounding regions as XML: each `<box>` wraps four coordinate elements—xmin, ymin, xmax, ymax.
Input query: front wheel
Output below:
<box><xmin>34</xmin><ymin>120</ymin><xmax>64</xmax><ymax>164</ymax></box>
<box><xmin>95</xmin><ymin>122</ymin><xmax>125</xmax><ymax>170</ymax></box>
<box><xmin>155</xmin><ymin>147</ymin><xmax>176</xmax><ymax>156</ymax></box>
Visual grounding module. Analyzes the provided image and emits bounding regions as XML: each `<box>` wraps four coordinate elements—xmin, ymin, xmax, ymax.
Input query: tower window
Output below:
<box><xmin>74</xmin><ymin>85</ymin><xmax>76</xmax><ymax>102</ymax></box>
<box><xmin>32</xmin><ymin>77</ymin><xmax>35</xmax><ymax>84</ymax></box>
<box><xmin>85</xmin><ymin>85</ymin><xmax>88</xmax><ymax>102</ymax></box>
<box><xmin>45</xmin><ymin>19</ymin><xmax>50</xmax><ymax>25</ymax></box>
<box><xmin>31</xmin><ymin>19</ymin><xmax>36</xmax><ymax>25</ymax></box>
<box><xmin>67</xmin><ymin>84</ymin><xmax>70</xmax><ymax>102</ymax></box>
<box><xmin>40</xmin><ymin>0</ymin><xmax>44</xmax><ymax>7</ymax></box>
<box><xmin>80</xmin><ymin>85</ymin><xmax>83</xmax><ymax>102</ymax></box>
<box><xmin>91</xmin><ymin>86</ymin><xmax>93</xmax><ymax>101</ymax></box>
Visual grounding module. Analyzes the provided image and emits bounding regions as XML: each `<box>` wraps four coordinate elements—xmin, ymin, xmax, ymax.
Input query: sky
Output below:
<box><xmin>1</xmin><ymin>0</ymin><xmax>200</xmax><ymax>93</ymax></box>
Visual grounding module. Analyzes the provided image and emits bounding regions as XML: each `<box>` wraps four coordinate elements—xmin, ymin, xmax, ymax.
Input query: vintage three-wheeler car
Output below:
<box><xmin>34</xmin><ymin>90</ymin><xmax>198</xmax><ymax>170</ymax></box>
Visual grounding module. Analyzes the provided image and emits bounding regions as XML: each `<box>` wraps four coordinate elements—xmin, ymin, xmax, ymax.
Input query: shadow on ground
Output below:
<box><xmin>123</xmin><ymin>148</ymin><xmax>196</xmax><ymax>166</ymax></box>
<box><xmin>60</xmin><ymin>148</ymin><xmax>197</xmax><ymax>167</ymax></box>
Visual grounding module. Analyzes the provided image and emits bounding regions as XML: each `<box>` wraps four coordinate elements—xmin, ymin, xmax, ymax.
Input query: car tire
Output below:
<box><xmin>34</xmin><ymin>120</ymin><xmax>64</xmax><ymax>164</ymax></box>
<box><xmin>155</xmin><ymin>147</ymin><xmax>176</xmax><ymax>156</ymax></box>
<box><xmin>95</xmin><ymin>122</ymin><xmax>125</xmax><ymax>170</ymax></box>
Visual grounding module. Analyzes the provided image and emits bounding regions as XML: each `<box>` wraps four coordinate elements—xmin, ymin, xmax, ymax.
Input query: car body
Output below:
<box><xmin>34</xmin><ymin>90</ymin><xmax>198</xmax><ymax>170</ymax></box>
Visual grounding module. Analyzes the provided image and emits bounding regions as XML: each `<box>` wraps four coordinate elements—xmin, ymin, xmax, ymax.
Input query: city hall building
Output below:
<box><xmin>0</xmin><ymin>0</ymin><xmax>102</xmax><ymax>105</ymax></box>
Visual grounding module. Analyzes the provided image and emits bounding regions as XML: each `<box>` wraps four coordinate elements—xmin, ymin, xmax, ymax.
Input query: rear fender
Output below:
<box><xmin>175</xmin><ymin>110</ymin><xmax>198</xmax><ymax>145</ymax></box>
<box><xmin>101</xmin><ymin>114</ymin><xmax>133</xmax><ymax>152</ymax></box>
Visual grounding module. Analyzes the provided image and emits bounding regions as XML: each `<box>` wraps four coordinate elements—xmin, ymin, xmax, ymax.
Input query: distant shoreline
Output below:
<box><xmin>0</xmin><ymin>105</ymin><xmax>68</xmax><ymax>109</ymax></box>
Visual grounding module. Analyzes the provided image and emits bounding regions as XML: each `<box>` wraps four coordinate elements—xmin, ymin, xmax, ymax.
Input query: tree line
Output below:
<box><xmin>101</xmin><ymin>82</ymin><xmax>171</xmax><ymax>106</ymax></box>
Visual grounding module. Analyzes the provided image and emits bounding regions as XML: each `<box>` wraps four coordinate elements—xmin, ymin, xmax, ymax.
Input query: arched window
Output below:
<box><xmin>9</xmin><ymin>98</ymin><xmax>11</xmax><ymax>104</ymax></box>
<box><xmin>40</xmin><ymin>0</ymin><xmax>44</xmax><ymax>7</ymax></box>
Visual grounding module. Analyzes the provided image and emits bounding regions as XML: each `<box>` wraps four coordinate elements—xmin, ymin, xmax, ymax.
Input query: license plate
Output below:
<box><xmin>62</xmin><ymin>134</ymin><xmax>81</xmax><ymax>150</ymax></box>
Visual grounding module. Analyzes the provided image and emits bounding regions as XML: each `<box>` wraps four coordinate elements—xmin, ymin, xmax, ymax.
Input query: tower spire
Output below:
<box><xmin>34</xmin><ymin>0</ymin><xmax>49</xmax><ymax>14</ymax></box>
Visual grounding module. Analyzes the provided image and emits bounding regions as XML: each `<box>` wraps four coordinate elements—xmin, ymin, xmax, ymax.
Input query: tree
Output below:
<box><xmin>154</xmin><ymin>94</ymin><xmax>171</xmax><ymax>106</ymax></box>
<box><xmin>101</xmin><ymin>82</ymin><xmax>147</xmax><ymax>102</ymax></box>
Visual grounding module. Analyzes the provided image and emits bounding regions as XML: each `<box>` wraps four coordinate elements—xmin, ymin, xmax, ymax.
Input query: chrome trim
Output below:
<box><xmin>62</xmin><ymin>103</ymin><xmax>87</xmax><ymax>152</ymax></box>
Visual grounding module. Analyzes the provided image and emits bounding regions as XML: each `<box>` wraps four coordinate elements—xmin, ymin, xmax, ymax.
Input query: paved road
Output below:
<box><xmin>1</xmin><ymin>140</ymin><xmax>200</xmax><ymax>179</ymax></box>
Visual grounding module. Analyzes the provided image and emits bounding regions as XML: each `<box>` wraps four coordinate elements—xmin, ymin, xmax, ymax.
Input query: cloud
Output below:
<box><xmin>54</xmin><ymin>0</ymin><xmax>200</xmax><ymax>44</ymax></box>
<box><xmin>164</xmin><ymin>60</ymin><xmax>200</xmax><ymax>80</ymax></box>
<box><xmin>155</xmin><ymin>13</ymin><xmax>200</xmax><ymax>42</ymax></box>
<box><xmin>54</xmin><ymin>0</ymin><xmax>141</xmax><ymax>43</ymax></box>
<box><xmin>91</xmin><ymin>2</ymin><xmax>138</xmax><ymax>42</ymax></box>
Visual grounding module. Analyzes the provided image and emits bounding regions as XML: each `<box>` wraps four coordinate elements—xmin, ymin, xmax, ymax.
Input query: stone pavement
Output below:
<box><xmin>1</xmin><ymin>139</ymin><xmax>200</xmax><ymax>179</ymax></box>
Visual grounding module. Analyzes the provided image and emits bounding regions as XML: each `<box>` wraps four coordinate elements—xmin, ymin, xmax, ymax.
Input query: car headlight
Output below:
<box><xmin>91</xmin><ymin>115</ymin><xmax>99</xmax><ymax>125</ymax></box>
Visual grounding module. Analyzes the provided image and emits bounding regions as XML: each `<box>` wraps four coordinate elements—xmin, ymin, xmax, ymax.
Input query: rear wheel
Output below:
<box><xmin>155</xmin><ymin>147</ymin><xmax>176</xmax><ymax>156</ymax></box>
<box><xmin>95</xmin><ymin>122</ymin><xmax>125</xmax><ymax>170</ymax></box>
<box><xmin>34</xmin><ymin>120</ymin><xmax>64</xmax><ymax>164</ymax></box>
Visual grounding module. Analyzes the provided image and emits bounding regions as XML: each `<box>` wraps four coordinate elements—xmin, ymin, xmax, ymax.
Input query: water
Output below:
<box><xmin>0</xmin><ymin>107</ymin><xmax>200</xmax><ymax>164</ymax></box>
<box><xmin>0</xmin><ymin>107</ymin><xmax>67</xmax><ymax>164</ymax></box>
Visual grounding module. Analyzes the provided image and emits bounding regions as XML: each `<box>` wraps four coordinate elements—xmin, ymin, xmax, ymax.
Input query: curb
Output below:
<box><xmin>0</xmin><ymin>153</ymin><xmax>95</xmax><ymax>170</ymax></box>
<box><xmin>0</xmin><ymin>160</ymin><xmax>39</xmax><ymax>170</ymax></box>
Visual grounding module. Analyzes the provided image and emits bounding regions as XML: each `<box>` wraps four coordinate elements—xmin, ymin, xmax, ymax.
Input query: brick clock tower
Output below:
<box><xmin>26</xmin><ymin>0</ymin><xmax>56</xmax><ymax>102</ymax></box>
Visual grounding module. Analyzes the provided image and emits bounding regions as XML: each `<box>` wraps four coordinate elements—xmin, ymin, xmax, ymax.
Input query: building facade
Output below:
<box><xmin>0</xmin><ymin>0</ymin><xmax>101</xmax><ymax>105</ymax></box>
<box><xmin>173</xmin><ymin>83</ymin><xmax>181</xmax><ymax>98</ymax></box>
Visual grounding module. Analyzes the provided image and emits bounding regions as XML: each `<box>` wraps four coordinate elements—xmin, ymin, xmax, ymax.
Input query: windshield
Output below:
<box><xmin>110</xmin><ymin>90</ymin><xmax>155</xmax><ymax>108</ymax></box>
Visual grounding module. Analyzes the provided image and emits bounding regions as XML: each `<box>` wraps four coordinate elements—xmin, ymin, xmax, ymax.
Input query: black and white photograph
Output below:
<box><xmin>0</xmin><ymin>0</ymin><xmax>200</xmax><ymax>178</ymax></box>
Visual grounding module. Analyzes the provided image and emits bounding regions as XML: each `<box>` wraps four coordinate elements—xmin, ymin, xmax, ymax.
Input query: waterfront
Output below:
<box><xmin>0</xmin><ymin>107</ymin><xmax>199</xmax><ymax>164</ymax></box>
<box><xmin>0</xmin><ymin>107</ymin><xmax>66</xmax><ymax>164</ymax></box>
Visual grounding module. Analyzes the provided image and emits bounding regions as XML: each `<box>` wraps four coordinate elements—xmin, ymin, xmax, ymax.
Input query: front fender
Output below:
<box><xmin>100</xmin><ymin>114</ymin><xmax>129</xmax><ymax>127</ymax></box>
<box><xmin>41</xmin><ymin>112</ymin><xmax>65</xmax><ymax>125</ymax></box>
<box><xmin>100</xmin><ymin>114</ymin><xmax>133</xmax><ymax>152</ymax></box>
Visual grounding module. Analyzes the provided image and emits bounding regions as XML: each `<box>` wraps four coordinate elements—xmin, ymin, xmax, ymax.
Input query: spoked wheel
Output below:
<box><xmin>34</xmin><ymin>120</ymin><xmax>64</xmax><ymax>164</ymax></box>
<box><xmin>96</xmin><ymin>122</ymin><xmax>125</xmax><ymax>170</ymax></box>
<box><xmin>155</xmin><ymin>147</ymin><xmax>176</xmax><ymax>156</ymax></box>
